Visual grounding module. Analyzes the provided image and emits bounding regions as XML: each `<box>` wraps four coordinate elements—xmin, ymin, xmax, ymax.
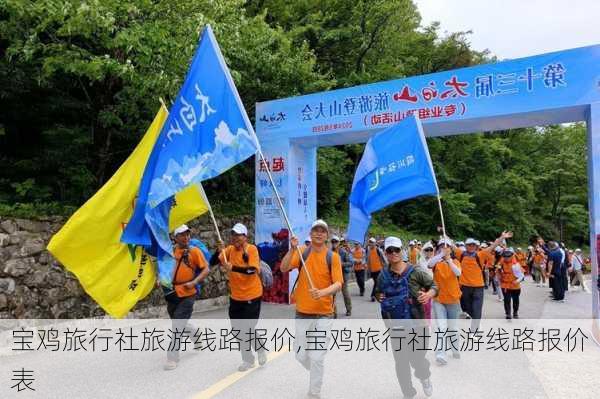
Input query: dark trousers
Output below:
<box><xmin>166</xmin><ymin>296</ymin><xmax>195</xmax><ymax>361</ymax></box>
<box><xmin>354</xmin><ymin>270</ymin><xmax>366</xmax><ymax>295</ymax></box>
<box><xmin>370</xmin><ymin>270</ymin><xmax>381</xmax><ymax>299</ymax></box>
<box><xmin>388</xmin><ymin>325</ymin><xmax>431</xmax><ymax>398</ymax></box>
<box><xmin>460</xmin><ymin>286</ymin><xmax>484</xmax><ymax>329</ymax></box>
<box><xmin>229</xmin><ymin>297</ymin><xmax>263</xmax><ymax>363</ymax></box>
<box><xmin>561</xmin><ymin>267</ymin><xmax>569</xmax><ymax>292</ymax></box>
<box><xmin>551</xmin><ymin>275</ymin><xmax>565</xmax><ymax>300</ymax></box>
<box><xmin>501</xmin><ymin>288</ymin><xmax>521</xmax><ymax>316</ymax></box>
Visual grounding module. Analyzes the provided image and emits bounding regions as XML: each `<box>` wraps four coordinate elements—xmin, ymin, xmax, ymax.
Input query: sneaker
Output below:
<box><xmin>307</xmin><ymin>392</ymin><xmax>321</xmax><ymax>399</ymax></box>
<box><xmin>435</xmin><ymin>356</ymin><xmax>448</xmax><ymax>366</ymax></box>
<box><xmin>505</xmin><ymin>314</ymin><xmax>512</xmax><ymax>320</ymax></box>
<box><xmin>258</xmin><ymin>351</ymin><xmax>267</xmax><ymax>366</ymax></box>
<box><xmin>345</xmin><ymin>310</ymin><xmax>351</xmax><ymax>317</ymax></box>
<box><xmin>452</xmin><ymin>351</ymin><xmax>461</xmax><ymax>359</ymax></box>
<box><xmin>163</xmin><ymin>360</ymin><xmax>177</xmax><ymax>371</ymax></box>
<box><xmin>238</xmin><ymin>361</ymin><xmax>255</xmax><ymax>372</ymax></box>
<box><xmin>420</xmin><ymin>378</ymin><xmax>433</xmax><ymax>397</ymax></box>
<box><xmin>513</xmin><ymin>313</ymin><xmax>519</xmax><ymax>319</ymax></box>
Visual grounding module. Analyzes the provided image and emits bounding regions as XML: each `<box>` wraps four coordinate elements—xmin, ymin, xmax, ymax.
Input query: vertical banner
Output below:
<box><xmin>287</xmin><ymin>145</ymin><xmax>317</xmax><ymax>299</ymax></box>
<box><xmin>255</xmin><ymin>142</ymin><xmax>291</xmax><ymax>304</ymax></box>
<box><xmin>255</xmin><ymin>143</ymin><xmax>289</xmax><ymax>244</ymax></box>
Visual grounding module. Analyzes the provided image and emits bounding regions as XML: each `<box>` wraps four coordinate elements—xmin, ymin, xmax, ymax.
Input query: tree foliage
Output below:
<box><xmin>0</xmin><ymin>0</ymin><xmax>590</xmax><ymax>246</ymax></box>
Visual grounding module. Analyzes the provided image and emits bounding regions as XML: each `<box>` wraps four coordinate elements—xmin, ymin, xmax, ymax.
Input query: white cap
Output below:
<box><xmin>384</xmin><ymin>236</ymin><xmax>403</xmax><ymax>250</ymax></box>
<box><xmin>331</xmin><ymin>235</ymin><xmax>340</xmax><ymax>242</ymax></box>
<box><xmin>495</xmin><ymin>246</ymin><xmax>504</xmax><ymax>253</ymax></box>
<box><xmin>311</xmin><ymin>219</ymin><xmax>329</xmax><ymax>231</ymax></box>
<box><xmin>173</xmin><ymin>224</ymin><xmax>190</xmax><ymax>235</ymax></box>
<box><xmin>503</xmin><ymin>247</ymin><xmax>515</xmax><ymax>255</ymax></box>
<box><xmin>465</xmin><ymin>238</ymin><xmax>478</xmax><ymax>245</ymax></box>
<box><xmin>456</xmin><ymin>241</ymin><xmax>464</xmax><ymax>246</ymax></box>
<box><xmin>368</xmin><ymin>237</ymin><xmax>377</xmax><ymax>243</ymax></box>
<box><xmin>417</xmin><ymin>240</ymin><xmax>422</xmax><ymax>245</ymax></box>
<box><xmin>231</xmin><ymin>223</ymin><xmax>248</xmax><ymax>235</ymax></box>
<box><xmin>517</xmin><ymin>247</ymin><xmax>522</xmax><ymax>251</ymax></box>
<box><xmin>409</xmin><ymin>240</ymin><xmax>416</xmax><ymax>246</ymax></box>
<box><xmin>480</xmin><ymin>242</ymin><xmax>489</xmax><ymax>248</ymax></box>
<box><xmin>575</xmin><ymin>248</ymin><xmax>582</xmax><ymax>253</ymax></box>
<box><xmin>304</xmin><ymin>237</ymin><xmax>311</xmax><ymax>243</ymax></box>
<box><xmin>437</xmin><ymin>237</ymin><xmax>453</xmax><ymax>247</ymax></box>
<box><xmin>528</xmin><ymin>245</ymin><xmax>534</xmax><ymax>250</ymax></box>
<box><xmin>422</xmin><ymin>242</ymin><xmax>434</xmax><ymax>250</ymax></box>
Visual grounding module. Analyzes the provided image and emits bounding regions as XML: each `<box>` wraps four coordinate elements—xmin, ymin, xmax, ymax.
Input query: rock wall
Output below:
<box><xmin>0</xmin><ymin>215</ymin><xmax>254</xmax><ymax>319</ymax></box>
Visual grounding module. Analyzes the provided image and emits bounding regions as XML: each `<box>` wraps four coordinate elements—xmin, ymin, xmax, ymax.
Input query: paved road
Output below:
<box><xmin>0</xmin><ymin>277</ymin><xmax>597</xmax><ymax>399</ymax></box>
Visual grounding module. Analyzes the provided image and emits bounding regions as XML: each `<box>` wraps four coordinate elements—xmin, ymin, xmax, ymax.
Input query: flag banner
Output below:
<box><xmin>347</xmin><ymin>115</ymin><xmax>439</xmax><ymax>242</ymax></box>
<box><xmin>121</xmin><ymin>25</ymin><xmax>258</xmax><ymax>286</ymax></box>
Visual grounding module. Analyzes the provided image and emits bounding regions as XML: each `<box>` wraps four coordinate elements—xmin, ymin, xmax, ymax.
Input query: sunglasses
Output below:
<box><xmin>385</xmin><ymin>247</ymin><xmax>402</xmax><ymax>254</ymax></box>
<box><xmin>424</xmin><ymin>248</ymin><xmax>434</xmax><ymax>252</ymax></box>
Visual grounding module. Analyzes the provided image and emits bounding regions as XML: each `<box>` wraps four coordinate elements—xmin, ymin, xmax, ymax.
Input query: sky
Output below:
<box><xmin>413</xmin><ymin>0</ymin><xmax>600</xmax><ymax>60</ymax></box>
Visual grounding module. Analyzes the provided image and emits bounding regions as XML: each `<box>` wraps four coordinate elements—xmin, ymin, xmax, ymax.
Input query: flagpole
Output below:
<box><xmin>160</xmin><ymin>98</ymin><xmax>229</xmax><ymax>265</ymax></box>
<box><xmin>436</xmin><ymin>193</ymin><xmax>448</xmax><ymax>245</ymax></box>
<box><xmin>205</xmin><ymin>25</ymin><xmax>314</xmax><ymax>289</ymax></box>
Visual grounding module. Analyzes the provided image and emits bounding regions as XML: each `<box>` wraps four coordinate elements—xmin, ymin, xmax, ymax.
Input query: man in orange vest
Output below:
<box><xmin>367</xmin><ymin>237</ymin><xmax>388</xmax><ymax>302</ymax></box>
<box><xmin>281</xmin><ymin>219</ymin><xmax>343</xmax><ymax>398</ymax></box>
<box><xmin>498</xmin><ymin>247</ymin><xmax>525</xmax><ymax>319</ymax></box>
<box><xmin>458</xmin><ymin>232</ymin><xmax>513</xmax><ymax>327</ymax></box>
<box><xmin>219</xmin><ymin>222</ymin><xmax>266</xmax><ymax>372</ymax></box>
<box><xmin>352</xmin><ymin>242</ymin><xmax>366</xmax><ymax>296</ymax></box>
<box><xmin>164</xmin><ymin>224</ymin><xmax>210</xmax><ymax>371</ymax></box>
<box><xmin>409</xmin><ymin>240</ymin><xmax>419</xmax><ymax>265</ymax></box>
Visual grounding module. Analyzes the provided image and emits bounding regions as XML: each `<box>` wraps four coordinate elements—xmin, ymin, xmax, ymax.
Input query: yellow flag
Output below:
<box><xmin>48</xmin><ymin>106</ymin><xmax>208</xmax><ymax>318</ymax></box>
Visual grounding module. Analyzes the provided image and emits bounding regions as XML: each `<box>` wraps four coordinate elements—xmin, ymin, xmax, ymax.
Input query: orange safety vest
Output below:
<box><xmin>500</xmin><ymin>258</ymin><xmax>521</xmax><ymax>290</ymax></box>
<box><xmin>352</xmin><ymin>247</ymin><xmax>365</xmax><ymax>271</ymax></box>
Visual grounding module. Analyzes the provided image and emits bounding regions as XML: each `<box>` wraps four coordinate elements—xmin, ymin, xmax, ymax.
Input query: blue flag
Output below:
<box><xmin>346</xmin><ymin>115</ymin><xmax>439</xmax><ymax>242</ymax></box>
<box><xmin>121</xmin><ymin>25</ymin><xmax>258</xmax><ymax>285</ymax></box>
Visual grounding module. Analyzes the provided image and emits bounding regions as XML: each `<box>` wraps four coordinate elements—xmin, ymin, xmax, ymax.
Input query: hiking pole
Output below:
<box><xmin>160</xmin><ymin>98</ymin><xmax>229</xmax><ymax>265</ymax></box>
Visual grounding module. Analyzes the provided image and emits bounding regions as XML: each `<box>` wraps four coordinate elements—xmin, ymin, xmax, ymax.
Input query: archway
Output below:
<box><xmin>254</xmin><ymin>44</ymin><xmax>599</xmax><ymax>333</ymax></box>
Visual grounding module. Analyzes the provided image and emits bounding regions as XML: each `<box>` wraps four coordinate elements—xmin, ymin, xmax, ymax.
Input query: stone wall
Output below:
<box><xmin>0</xmin><ymin>215</ymin><xmax>254</xmax><ymax>319</ymax></box>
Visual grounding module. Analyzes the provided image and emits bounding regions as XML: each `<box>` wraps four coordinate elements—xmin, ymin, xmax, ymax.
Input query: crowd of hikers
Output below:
<box><xmin>162</xmin><ymin>219</ymin><xmax>593</xmax><ymax>399</ymax></box>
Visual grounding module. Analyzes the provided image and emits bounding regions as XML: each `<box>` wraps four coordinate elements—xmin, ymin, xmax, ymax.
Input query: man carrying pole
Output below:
<box><xmin>281</xmin><ymin>219</ymin><xmax>343</xmax><ymax>398</ymax></box>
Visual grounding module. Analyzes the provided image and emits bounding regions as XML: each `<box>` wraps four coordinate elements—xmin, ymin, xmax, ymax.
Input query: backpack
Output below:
<box><xmin>189</xmin><ymin>239</ymin><xmax>212</xmax><ymax>295</ymax></box>
<box><xmin>379</xmin><ymin>266</ymin><xmax>415</xmax><ymax>320</ymax></box>
<box><xmin>162</xmin><ymin>249</ymin><xmax>192</xmax><ymax>303</ymax></box>
<box><xmin>259</xmin><ymin>260</ymin><xmax>273</xmax><ymax>289</ymax></box>
<box><xmin>338</xmin><ymin>247</ymin><xmax>353</xmax><ymax>273</ymax></box>
<box><xmin>290</xmin><ymin>246</ymin><xmax>333</xmax><ymax>295</ymax></box>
